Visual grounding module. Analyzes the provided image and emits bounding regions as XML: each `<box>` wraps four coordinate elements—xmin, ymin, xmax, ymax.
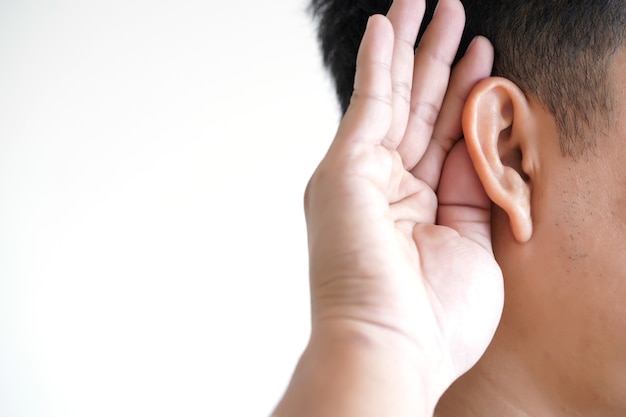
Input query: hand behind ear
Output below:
<box><xmin>438</xmin><ymin>140</ymin><xmax>492</xmax><ymax>251</ymax></box>
<box><xmin>292</xmin><ymin>1</ymin><xmax>505</xmax><ymax>415</ymax></box>
<box><xmin>305</xmin><ymin>1</ymin><xmax>504</xmax><ymax>390</ymax></box>
<box><xmin>419</xmin><ymin>139</ymin><xmax>504</xmax><ymax>374</ymax></box>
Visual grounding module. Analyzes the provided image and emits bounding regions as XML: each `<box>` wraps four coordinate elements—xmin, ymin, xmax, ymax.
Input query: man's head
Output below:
<box><xmin>312</xmin><ymin>0</ymin><xmax>626</xmax><ymax>156</ymax></box>
<box><xmin>313</xmin><ymin>0</ymin><xmax>626</xmax><ymax>413</ymax></box>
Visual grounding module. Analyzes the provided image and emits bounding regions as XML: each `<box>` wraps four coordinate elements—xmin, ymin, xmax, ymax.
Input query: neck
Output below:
<box><xmin>434</xmin><ymin>324</ymin><xmax>626</xmax><ymax>417</ymax></box>
<box><xmin>434</xmin><ymin>344</ymin><xmax>553</xmax><ymax>417</ymax></box>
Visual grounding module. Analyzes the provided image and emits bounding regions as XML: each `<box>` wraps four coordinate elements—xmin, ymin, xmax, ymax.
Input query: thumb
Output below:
<box><xmin>437</xmin><ymin>140</ymin><xmax>493</xmax><ymax>252</ymax></box>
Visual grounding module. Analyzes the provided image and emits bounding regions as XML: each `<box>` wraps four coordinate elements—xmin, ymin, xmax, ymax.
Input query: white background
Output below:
<box><xmin>0</xmin><ymin>0</ymin><xmax>340</xmax><ymax>415</ymax></box>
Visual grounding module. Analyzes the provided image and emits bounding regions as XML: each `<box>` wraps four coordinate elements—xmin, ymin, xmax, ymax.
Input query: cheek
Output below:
<box><xmin>551</xmin><ymin>166</ymin><xmax>626</xmax><ymax>280</ymax></box>
<box><xmin>532</xmin><ymin>177</ymin><xmax>626</xmax><ymax>335</ymax></box>
<box><xmin>489</xmin><ymin>155</ymin><xmax>626</xmax><ymax>365</ymax></box>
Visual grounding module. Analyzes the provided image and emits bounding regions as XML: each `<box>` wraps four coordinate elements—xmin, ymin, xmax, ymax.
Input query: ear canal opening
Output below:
<box><xmin>501</xmin><ymin>147</ymin><xmax>530</xmax><ymax>183</ymax></box>
<box><xmin>497</xmin><ymin>125</ymin><xmax>531</xmax><ymax>183</ymax></box>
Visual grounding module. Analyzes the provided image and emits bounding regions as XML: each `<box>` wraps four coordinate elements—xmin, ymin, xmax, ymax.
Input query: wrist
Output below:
<box><xmin>274</xmin><ymin>320</ymin><xmax>450</xmax><ymax>417</ymax></box>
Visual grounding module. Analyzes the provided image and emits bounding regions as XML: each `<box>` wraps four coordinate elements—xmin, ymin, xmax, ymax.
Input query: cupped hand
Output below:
<box><xmin>304</xmin><ymin>0</ymin><xmax>503</xmax><ymax>398</ymax></box>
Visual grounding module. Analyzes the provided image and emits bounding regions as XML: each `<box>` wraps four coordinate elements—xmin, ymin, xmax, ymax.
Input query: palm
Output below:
<box><xmin>310</xmin><ymin>140</ymin><xmax>501</xmax><ymax>375</ymax></box>
<box><xmin>305</xmin><ymin>0</ymin><xmax>503</xmax><ymax>389</ymax></box>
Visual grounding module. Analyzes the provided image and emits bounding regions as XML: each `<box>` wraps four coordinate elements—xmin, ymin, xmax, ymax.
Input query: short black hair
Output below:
<box><xmin>311</xmin><ymin>0</ymin><xmax>626</xmax><ymax>156</ymax></box>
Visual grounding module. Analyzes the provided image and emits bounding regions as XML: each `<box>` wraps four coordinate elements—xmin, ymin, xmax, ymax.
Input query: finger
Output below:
<box><xmin>437</xmin><ymin>140</ymin><xmax>492</xmax><ymax>252</ymax></box>
<box><xmin>412</xmin><ymin>36</ymin><xmax>494</xmax><ymax>190</ymax></box>
<box><xmin>396</xmin><ymin>0</ymin><xmax>465</xmax><ymax>169</ymax></box>
<box><xmin>333</xmin><ymin>15</ymin><xmax>394</xmax><ymax>147</ymax></box>
<box><xmin>383</xmin><ymin>0</ymin><xmax>426</xmax><ymax>148</ymax></box>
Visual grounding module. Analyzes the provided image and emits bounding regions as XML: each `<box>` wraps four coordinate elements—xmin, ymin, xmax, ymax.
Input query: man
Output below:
<box><xmin>274</xmin><ymin>0</ymin><xmax>626</xmax><ymax>416</ymax></box>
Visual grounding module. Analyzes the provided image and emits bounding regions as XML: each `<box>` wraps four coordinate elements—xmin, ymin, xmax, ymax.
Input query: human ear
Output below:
<box><xmin>462</xmin><ymin>77</ymin><xmax>537</xmax><ymax>243</ymax></box>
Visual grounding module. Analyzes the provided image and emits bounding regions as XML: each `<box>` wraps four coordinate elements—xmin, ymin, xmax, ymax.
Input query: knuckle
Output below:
<box><xmin>431</xmin><ymin>133</ymin><xmax>456</xmax><ymax>154</ymax></box>
<box><xmin>350</xmin><ymin>89</ymin><xmax>393</xmax><ymax>108</ymax></box>
<box><xmin>431</xmin><ymin>49</ymin><xmax>455</xmax><ymax>67</ymax></box>
<box><xmin>392</xmin><ymin>80</ymin><xmax>412</xmax><ymax>105</ymax></box>
<box><xmin>409</xmin><ymin>100</ymin><xmax>440</xmax><ymax>127</ymax></box>
<box><xmin>355</xmin><ymin>57</ymin><xmax>391</xmax><ymax>79</ymax></box>
<box><xmin>368</xmin><ymin>58</ymin><xmax>392</xmax><ymax>72</ymax></box>
<box><xmin>395</xmin><ymin>34</ymin><xmax>416</xmax><ymax>51</ymax></box>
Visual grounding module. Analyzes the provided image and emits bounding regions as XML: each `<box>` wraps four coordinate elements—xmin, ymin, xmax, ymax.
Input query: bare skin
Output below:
<box><xmin>272</xmin><ymin>0</ymin><xmax>501</xmax><ymax>416</ymax></box>
<box><xmin>276</xmin><ymin>0</ymin><xmax>626</xmax><ymax>414</ymax></box>
<box><xmin>437</xmin><ymin>47</ymin><xmax>626</xmax><ymax>417</ymax></box>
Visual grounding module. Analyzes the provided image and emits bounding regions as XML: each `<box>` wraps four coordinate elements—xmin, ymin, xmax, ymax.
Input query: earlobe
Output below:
<box><xmin>463</xmin><ymin>77</ymin><xmax>536</xmax><ymax>243</ymax></box>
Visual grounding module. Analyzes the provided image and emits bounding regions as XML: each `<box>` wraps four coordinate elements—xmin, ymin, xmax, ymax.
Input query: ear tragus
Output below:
<box><xmin>463</xmin><ymin>77</ymin><xmax>535</xmax><ymax>243</ymax></box>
